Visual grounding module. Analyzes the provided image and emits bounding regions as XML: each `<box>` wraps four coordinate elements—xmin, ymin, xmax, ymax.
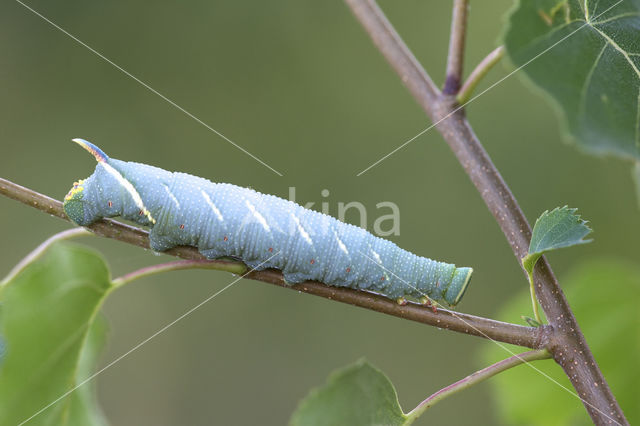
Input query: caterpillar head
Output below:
<box><xmin>63</xmin><ymin>139</ymin><xmax>112</xmax><ymax>226</ymax></box>
<box><xmin>64</xmin><ymin>139</ymin><xmax>155</xmax><ymax>226</ymax></box>
<box><xmin>63</xmin><ymin>178</ymin><xmax>87</xmax><ymax>224</ymax></box>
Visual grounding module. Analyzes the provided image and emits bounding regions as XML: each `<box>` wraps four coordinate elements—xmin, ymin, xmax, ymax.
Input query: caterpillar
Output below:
<box><xmin>63</xmin><ymin>139</ymin><xmax>472</xmax><ymax>307</ymax></box>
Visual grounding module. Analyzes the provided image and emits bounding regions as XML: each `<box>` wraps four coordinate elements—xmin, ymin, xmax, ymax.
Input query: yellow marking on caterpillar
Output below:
<box><xmin>100</xmin><ymin>162</ymin><xmax>156</xmax><ymax>224</ymax></box>
<box><xmin>64</xmin><ymin>179</ymin><xmax>85</xmax><ymax>200</ymax></box>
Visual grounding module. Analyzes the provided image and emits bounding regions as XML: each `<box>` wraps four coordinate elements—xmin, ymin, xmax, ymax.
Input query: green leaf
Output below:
<box><xmin>634</xmin><ymin>162</ymin><xmax>640</xmax><ymax>209</ymax></box>
<box><xmin>65</xmin><ymin>316</ymin><xmax>109</xmax><ymax>425</ymax></box>
<box><xmin>289</xmin><ymin>359</ymin><xmax>407</xmax><ymax>426</ymax></box>
<box><xmin>0</xmin><ymin>242</ymin><xmax>111</xmax><ymax>426</ymax></box>
<box><xmin>482</xmin><ymin>259</ymin><xmax>640</xmax><ymax>425</ymax></box>
<box><xmin>522</xmin><ymin>206</ymin><xmax>592</xmax><ymax>275</ymax></box>
<box><xmin>504</xmin><ymin>0</ymin><xmax>640</xmax><ymax>169</ymax></box>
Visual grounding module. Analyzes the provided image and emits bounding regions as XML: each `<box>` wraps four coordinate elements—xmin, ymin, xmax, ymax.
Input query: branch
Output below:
<box><xmin>344</xmin><ymin>1</ymin><xmax>627</xmax><ymax>424</ymax></box>
<box><xmin>0</xmin><ymin>177</ymin><xmax>544</xmax><ymax>348</ymax></box>
<box><xmin>457</xmin><ymin>46</ymin><xmax>504</xmax><ymax>104</ymax></box>
<box><xmin>342</xmin><ymin>0</ymin><xmax>440</xmax><ymax>118</ymax></box>
<box><xmin>443</xmin><ymin>0</ymin><xmax>469</xmax><ymax>94</ymax></box>
<box><xmin>405</xmin><ymin>349</ymin><xmax>551</xmax><ymax>423</ymax></box>
<box><xmin>111</xmin><ymin>259</ymin><xmax>247</xmax><ymax>288</ymax></box>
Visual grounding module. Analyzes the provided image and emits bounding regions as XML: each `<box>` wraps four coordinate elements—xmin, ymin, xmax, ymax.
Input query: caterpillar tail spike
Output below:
<box><xmin>72</xmin><ymin>138</ymin><xmax>109</xmax><ymax>163</ymax></box>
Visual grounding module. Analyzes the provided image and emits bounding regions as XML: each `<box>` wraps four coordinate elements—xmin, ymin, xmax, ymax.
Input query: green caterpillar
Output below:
<box><xmin>64</xmin><ymin>139</ymin><xmax>472</xmax><ymax>306</ymax></box>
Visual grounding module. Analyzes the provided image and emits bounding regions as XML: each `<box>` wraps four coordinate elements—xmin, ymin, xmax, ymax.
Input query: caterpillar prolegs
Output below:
<box><xmin>63</xmin><ymin>139</ymin><xmax>473</xmax><ymax>307</ymax></box>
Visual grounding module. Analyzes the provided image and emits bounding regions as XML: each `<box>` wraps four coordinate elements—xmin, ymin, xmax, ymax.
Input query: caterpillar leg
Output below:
<box><xmin>149</xmin><ymin>229</ymin><xmax>177</xmax><ymax>252</ymax></box>
<box><xmin>199</xmin><ymin>248</ymin><xmax>227</xmax><ymax>260</ymax></box>
<box><xmin>282</xmin><ymin>271</ymin><xmax>308</xmax><ymax>286</ymax></box>
<box><xmin>420</xmin><ymin>296</ymin><xmax>438</xmax><ymax>313</ymax></box>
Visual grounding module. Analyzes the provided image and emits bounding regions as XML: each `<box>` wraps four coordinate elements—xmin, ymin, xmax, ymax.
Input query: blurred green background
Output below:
<box><xmin>1</xmin><ymin>0</ymin><xmax>638</xmax><ymax>425</ymax></box>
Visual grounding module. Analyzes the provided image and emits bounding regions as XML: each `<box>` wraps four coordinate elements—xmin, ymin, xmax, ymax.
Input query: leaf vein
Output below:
<box><xmin>591</xmin><ymin>11</ymin><xmax>640</xmax><ymax>24</ymax></box>
<box><xmin>578</xmin><ymin>42</ymin><xmax>609</xmax><ymax>121</ymax></box>
<box><xmin>589</xmin><ymin>24</ymin><xmax>640</xmax><ymax>79</ymax></box>
<box><xmin>517</xmin><ymin>21</ymin><xmax>584</xmax><ymax>55</ymax></box>
<box><xmin>589</xmin><ymin>0</ymin><xmax>602</xmax><ymax>19</ymax></box>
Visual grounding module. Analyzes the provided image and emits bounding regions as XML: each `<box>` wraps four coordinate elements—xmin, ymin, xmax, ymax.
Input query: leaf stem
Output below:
<box><xmin>0</xmin><ymin>176</ymin><xmax>546</xmax><ymax>348</ymax></box>
<box><xmin>443</xmin><ymin>0</ymin><xmax>469</xmax><ymax>94</ymax></box>
<box><xmin>112</xmin><ymin>259</ymin><xmax>247</xmax><ymax>288</ymax></box>
<box><xmin>404</xmin><ymin>349</ymin><xmax>551</xmax><ymax>423</ymax></box>
<box><xmin>633</xmin><ymin>161</ymin><xmax>640</xmax><ymax>210</ymax></box>
<box><xmin>457</xmin><ymin>46</ymin><xmax>504</xmax><ymax>104</ymax></box>
<box><xmin>528</xmin><ymin>273</ymin><xmax>543</xmax><ymax>324</ymax></box>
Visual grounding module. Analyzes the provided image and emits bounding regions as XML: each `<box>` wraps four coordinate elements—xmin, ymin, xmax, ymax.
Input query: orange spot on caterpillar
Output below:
<box><xmin>223</xmin><ymin>236</ymin><xmax>228</xmax><ymax>241</ymax></box>
<box><xmin>179</xmin><ymin>224</ymin><xmax>185</xmax><ymax>230</ymax></box>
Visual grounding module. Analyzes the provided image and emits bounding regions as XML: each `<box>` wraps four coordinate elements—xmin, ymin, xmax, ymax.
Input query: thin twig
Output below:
<box><xmin>342</xmin><ymin>0</ymin><xmax>440</xmax><ymax>117</ymax></box>
<box><xmin>0</xmin><ymin>177</ymin><xmax>545</xmax><ymax>347</ymax></box>
<box><xmin>443</xmin><ymin>0</ymin><xmax>469</xmax><ymax>94</ymax></box>
<box><xmin>457</xmin><ymin>46</ymin><xmax>504</xmax><ymax>104</ymax></box>
<box><xmin>112</xmin><ymin>259</ymin><xmax>248</xmax><ymax>288</ymax></box>
<box><xmin>404</xmin><ymin>349</ymin><xmax>551</xmax><ymax>424</ymax></box>
<box><xmin>344</xmin><ymin>1</ymin><xmax>627</xmax><ymax>424</ymax></box>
